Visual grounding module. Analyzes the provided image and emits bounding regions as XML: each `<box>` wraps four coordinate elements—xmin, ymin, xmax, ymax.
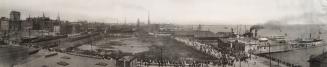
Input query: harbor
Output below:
<box><xmin>2</xmin><ymin>0</ymin><xmax>327</xmax><ymax>67</ymax></box>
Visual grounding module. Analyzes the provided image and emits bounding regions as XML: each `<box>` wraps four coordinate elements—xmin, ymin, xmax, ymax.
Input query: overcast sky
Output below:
<box><xmin>1</xmin><ymin>0</ymin><xmax>326</xmax><ymax>25</ymax></box>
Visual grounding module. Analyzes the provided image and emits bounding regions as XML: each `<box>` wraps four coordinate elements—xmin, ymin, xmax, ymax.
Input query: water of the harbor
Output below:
<box><xmin>77</xmin><ymin>37</ymin><xmax>151</xmax><ymax>54</ymax></box>
<box><xmin>0</xmin><ymin>46</ymin><xmax>29</xmax><ymax>67</ymax></box>
<box><xmin>259</xmin><ymin>24</ymin><xmax>327</xmax><ymax>67</ymax></box>
<box><xmin>2</xmin><ymin>24</ymin><xmax>327</xmax><ymax>67</ymax></box>
<box><xmin>197</xmin><ymin>24</ymin><xmax>327</xmax><ymax>67</ymax></box>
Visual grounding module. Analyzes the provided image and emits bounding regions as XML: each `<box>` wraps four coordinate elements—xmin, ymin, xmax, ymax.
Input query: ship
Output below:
<box><xmin>290</xmin><ymin>38</ymin><xmax>323</xmax><ymax>48</ymax></box>
<box><xmin>252</xmin><ymin>30</ymin><xmax>324</xmax><ymax>54</ymax></box>
<box><xmin>290</xmin><ymin>30</ymin><xmax>324</xmax><ymax>48</ymax></box>
<box><xmin>28</xmin><ymin>48</ymin><xmax>40</xmax><ymax>55</ymax></box>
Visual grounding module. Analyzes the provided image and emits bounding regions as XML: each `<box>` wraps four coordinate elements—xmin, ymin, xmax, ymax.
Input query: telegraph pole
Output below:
<box><xmin>269</xmin><ymin>42</ymin><xmax>271</xmax><ymax>67</ymax></box>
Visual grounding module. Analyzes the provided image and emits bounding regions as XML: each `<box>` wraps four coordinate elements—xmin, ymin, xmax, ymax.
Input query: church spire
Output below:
<box><xmin>197</xmin><ymin>24</ymin><xmax>202</xmax><ymax>31</ymax></box>
<box><xmin>42</xmin><ymin>12</ymin><xmax>45</xmax><ymax>18</ymax></box>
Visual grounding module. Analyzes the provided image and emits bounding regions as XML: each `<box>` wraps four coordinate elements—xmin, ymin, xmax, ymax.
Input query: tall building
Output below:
<box><xmin>10</xmin><ymin>11</ymin><xmax>20</xmax><ymax>21</ymax></box>
<box><xmin>9</xmin><ymin>11</ymin><xmax>22</xmax><ymax>31</ymax></box>
<box><xmin>0</xmin><ymin>17</ymin><xmax>9</xmax><ymax>31</ymax></box>
<box><xmin>28</xmin><ymin>13</ymin><xmax>60</xmax><ymax>32</ymax></box>
<box><xmin>22</xmin><ymin>14</ymin><xmax>34</xmax><ymax>31</ymax></box>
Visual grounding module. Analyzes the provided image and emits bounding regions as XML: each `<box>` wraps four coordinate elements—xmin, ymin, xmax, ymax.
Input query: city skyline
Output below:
<box><xmin>1</xmin><ymin>0</ymin><xmax>327</xmax><ymax>25</ymax></box>
<box><xmin>2</xmin><ymin>1</ymin><xmax>327</xmax><ymax>67</ymax></box>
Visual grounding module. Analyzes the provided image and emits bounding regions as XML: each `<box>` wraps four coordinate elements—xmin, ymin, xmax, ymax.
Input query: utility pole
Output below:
<box><xmin>239</xmin><ymin>51</ymin><xmax>241</xmax><ymax>67</ymax></box>
<box><xmin>159</xmin><ymin>47</ymin><xmax>163</xmax><ymax>67</ymax></box>
<box><xmin>90</xmin><ymin>37</ymin><xmax>93</xmax><ymax>51</ymax></box>
<box><xmin>268</xmin><ymin>42</ymin><xmax>271</xmax><ymax>67</ymax></box>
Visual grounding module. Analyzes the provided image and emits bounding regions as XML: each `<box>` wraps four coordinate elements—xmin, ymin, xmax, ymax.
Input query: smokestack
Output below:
<box><xmin>137</xmin><ymin>18</ymin><xmax>140</xmax><ymax>28</ymax></box>
<box><xmin>249</xmin><ymin>25</ymin><xmax>264</xmax><ymax>37</ymax></box>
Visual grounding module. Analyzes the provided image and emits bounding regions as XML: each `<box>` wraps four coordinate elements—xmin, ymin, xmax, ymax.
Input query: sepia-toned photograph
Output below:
<box><xmin>1</xmin><ymin>0</ymin><xmax>327</xmax><ymax>67</ymax></box>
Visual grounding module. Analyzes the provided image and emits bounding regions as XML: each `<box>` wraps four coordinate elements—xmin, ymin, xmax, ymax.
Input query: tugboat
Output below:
<box><xmin>28</xmin><ymin>48</ymin><xmax>40</xmax><ymax>55</ymax></box>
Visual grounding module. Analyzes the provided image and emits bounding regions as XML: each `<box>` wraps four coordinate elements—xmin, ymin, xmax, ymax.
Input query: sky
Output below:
<box><xmin>1</xmin><ymin>0</ymin><xmax>327</xmax><ymax>25</ymax></box>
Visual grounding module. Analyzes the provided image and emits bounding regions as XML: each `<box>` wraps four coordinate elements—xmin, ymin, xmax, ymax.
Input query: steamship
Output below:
<box><xmin>290</xmin><ymin>32</ymin><xmax>324</xmax><ymax>48</ymax></box>
<box><xmin>290</xmin><ymin>38</ymin><xmax>323</xmax><ymax>48</ymax></box>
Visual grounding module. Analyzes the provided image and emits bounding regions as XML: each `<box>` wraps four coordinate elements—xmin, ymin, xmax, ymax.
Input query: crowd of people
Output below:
<box><xmin>172</xmin><ymin>37</ymin><xmax>250</xmax><ymax>66</ymax></box>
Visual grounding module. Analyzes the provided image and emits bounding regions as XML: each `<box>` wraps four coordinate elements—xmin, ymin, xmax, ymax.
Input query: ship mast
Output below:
<box><xmin>317</xmin><ymin>26</ymin><xmax>322</xmax><ymax>40</ymax></box>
